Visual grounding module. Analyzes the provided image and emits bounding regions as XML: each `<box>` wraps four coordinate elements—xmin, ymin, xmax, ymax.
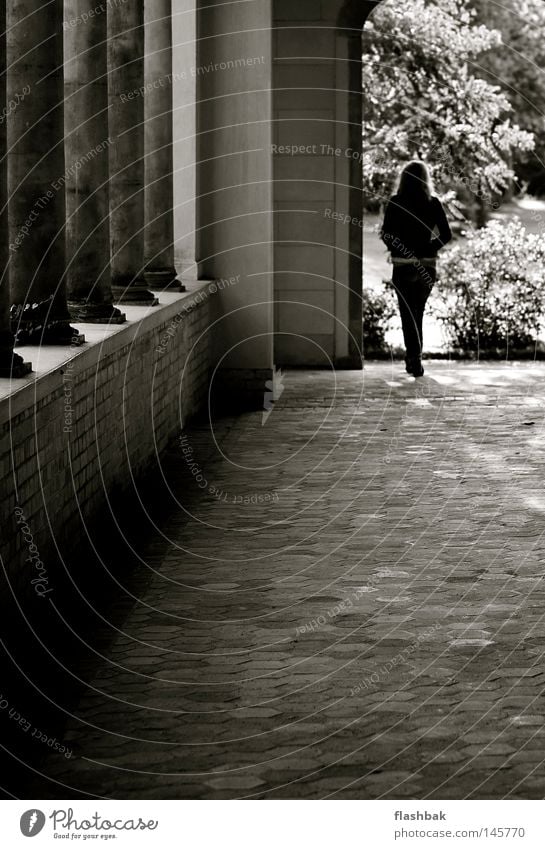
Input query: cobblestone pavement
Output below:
<box><xmin>38</xmin><ymin>362</ymin><xmax>545</xmax><ymax>799</ymax></box>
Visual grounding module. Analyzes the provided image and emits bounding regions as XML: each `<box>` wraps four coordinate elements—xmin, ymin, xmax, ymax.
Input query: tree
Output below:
<box><xmin>469</xmin><ymin>0</ymin><xmax>545</xmax><ymax>194</ymax></box>
<box><xmin>362</xmin><ymin>0</ymin><xmax>535</xmax><ymax>215</ymax></box>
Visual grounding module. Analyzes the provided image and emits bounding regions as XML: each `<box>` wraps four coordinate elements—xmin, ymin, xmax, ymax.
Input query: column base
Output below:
<box><xmin>111</xmin><ymin>284</ymin><xmax>159</xmax><ymax>306</ymax></box>
<box><xmin>68</xmin><ymin>301</ymin><xmax>126</xmax><ymax>324</ymax></box>
<box><xmin>0</xmin><ymin>351</ymin><xmax>32</xmax><ymax>378</ymax></box>
<box><xmin>14</xmin><ymin>322</ymin><xmax>85</xmax><ymax>347</ymax></box>
<box><xmin>144</xmin><ymin>269</ymin><xmax>185</xmax><ymax>292</ymax></box>
<box><xmin>11</xmin><ymin>298</ymin><xmax>86</xmax><ymax>346</ymax></box>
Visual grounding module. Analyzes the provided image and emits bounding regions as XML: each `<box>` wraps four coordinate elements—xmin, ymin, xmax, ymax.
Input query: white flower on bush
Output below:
<box><xmin>432</xmin><ymin>218</ymin><xmax>545</xmax><ymax>351</ymax></box>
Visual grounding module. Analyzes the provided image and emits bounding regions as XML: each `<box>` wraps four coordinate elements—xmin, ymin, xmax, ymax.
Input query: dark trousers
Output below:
<box><xmin>392</xmin><ymin>263</ymin><xmax>435</xmax><ymax>362</ymax></box>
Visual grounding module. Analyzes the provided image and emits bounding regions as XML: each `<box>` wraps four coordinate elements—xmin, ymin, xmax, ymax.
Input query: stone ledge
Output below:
<box><xmin>0</xmin><ymin>280</ymin><xmax>215</xmax><ymax>426</ymax></box>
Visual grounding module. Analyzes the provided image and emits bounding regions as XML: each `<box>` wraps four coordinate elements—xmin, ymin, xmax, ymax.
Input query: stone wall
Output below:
<box><xmin>0</xmin><ymin>284</ymin><xmax>212</xmax><ymax>607</ymax></box>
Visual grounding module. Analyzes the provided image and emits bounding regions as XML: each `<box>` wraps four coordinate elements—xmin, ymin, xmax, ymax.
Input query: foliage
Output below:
<box><xmin>432</xmin><ymin>218</ymin><xmax>545</xmax><ymax>351</ymax></box>
<box><xmin>362</xmin><ymin>287</ymin><xmax>397</xmax><ymax>353</ymax></box>
<box><xmin>469</xmin><ymin>0</ymin><xmax>545</xmax><ymax>194</ymax></box>
<box><xmin>362</xmin><ymin>0</ymin><xmax>535</xmax><ymax>207</ymax></box>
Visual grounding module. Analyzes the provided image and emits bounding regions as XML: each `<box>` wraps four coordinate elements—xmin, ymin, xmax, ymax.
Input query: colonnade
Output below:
<box><xmin>0</xmin><ymin>0</ymin><xmax>180</xmax><ymax>377</ymax></box>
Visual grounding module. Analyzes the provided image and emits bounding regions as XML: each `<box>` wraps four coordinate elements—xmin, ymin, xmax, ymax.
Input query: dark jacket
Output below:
<box><xmin>380</xmin><ymin>194</ymin><xmax>452</xmax><ymax>258</ymax></box>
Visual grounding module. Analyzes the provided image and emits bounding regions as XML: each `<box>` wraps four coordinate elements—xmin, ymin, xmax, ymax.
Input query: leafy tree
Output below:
<box><xmin>362</xmin><ymin>0</ymin><xmax>534</xmax><ymax>213</ymax></box>
<box><xmin>469</xmin><ymin>0</ymin><xmax>545</xmax><ymax>194</ymax></box>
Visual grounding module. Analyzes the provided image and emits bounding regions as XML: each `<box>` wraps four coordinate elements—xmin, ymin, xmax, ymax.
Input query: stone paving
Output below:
<box><xmin>36</xmin><ymin>362</ymin><xmax>545</xmax><ymax>799</ymax></box>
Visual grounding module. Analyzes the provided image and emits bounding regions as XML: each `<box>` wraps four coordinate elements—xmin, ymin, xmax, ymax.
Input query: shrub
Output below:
<box><xmin>432</xmin><ymin>218</ymin><xmax>545</xmax><ymax>352</ymax></box>
<box><xmin>363</xmin><ymin>286</ymin><xmax>397</xmax><ymax>354</ymax></box>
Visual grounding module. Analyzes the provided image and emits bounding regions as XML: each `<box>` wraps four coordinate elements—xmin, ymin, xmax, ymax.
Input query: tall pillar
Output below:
<box><xmin>0</xmin><ymin>0</ymin><xmax>30</xmax><ymax>376</ymax></box>
<box><xmin>7</xmin><ymin>0</ymin><xmax>84</xmax><ymax>345</ymax></box>
<box><xmin>64</xmin><ymin>0</ymin><xmax>125</xmax><ymax>324</ymax></box>
<box><xmin>107</xmin><ymin>0</ymin><xmax>157</xmax><ymax>305</ymax></box>
<box><xmin>144</xmin><ymin>0</ymin><xmax>182</xmax><ymax>291</ymax></box>
<box><xmin>197</xmin><ymin>0</ymin><xmax>274</xmax><ymax>408</ymax></box>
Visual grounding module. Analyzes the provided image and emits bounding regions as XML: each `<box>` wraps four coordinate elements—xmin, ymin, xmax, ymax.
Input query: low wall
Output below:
<box><xmin>0</xmin><ymin>282</ymin><xmax>212</xmax><ymax>609</ymax></box>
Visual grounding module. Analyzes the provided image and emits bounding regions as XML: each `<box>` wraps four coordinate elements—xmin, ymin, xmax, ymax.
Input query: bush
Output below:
<box><xmin>363</xmin><ymin>287</ymin><xmax>397</xmax><ymax>355</ymax></box>
<box><xmin>432</xmin><ymin>218</ymin><xmax>545</xmax><ymax>352</ymax></box>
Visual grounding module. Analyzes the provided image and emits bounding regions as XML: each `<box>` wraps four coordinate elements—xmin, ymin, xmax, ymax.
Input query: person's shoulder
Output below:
<box><xmin>430</xmin><ymin>195</ymin><xmax>443</xmax><ymax>205</ymax></box>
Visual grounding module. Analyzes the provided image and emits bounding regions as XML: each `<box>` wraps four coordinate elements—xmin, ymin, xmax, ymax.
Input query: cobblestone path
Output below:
<box><xmin>40</xmin><ymin>363</ymin><xmax>545</xmax><ymax>799</ymax></box>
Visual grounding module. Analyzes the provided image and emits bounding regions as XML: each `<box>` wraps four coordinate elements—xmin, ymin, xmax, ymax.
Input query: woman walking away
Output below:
<box><xmin>380</xmin><ymin>160</ymin><xmax>452</xmax><ymax>377</ymax></box>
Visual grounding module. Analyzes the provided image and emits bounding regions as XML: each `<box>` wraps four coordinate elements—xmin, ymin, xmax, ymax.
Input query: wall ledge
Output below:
<box><xmin>0</xmin><ymin>280</ymin><xmax>215</xmax><ymax>426</ymax></box>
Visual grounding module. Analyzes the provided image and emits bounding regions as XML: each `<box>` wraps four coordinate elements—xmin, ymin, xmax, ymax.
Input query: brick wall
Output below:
<box><xmin>0</xmin><ymin>284</ymin><xmax>212</xmax><ymax>609</ymax></box>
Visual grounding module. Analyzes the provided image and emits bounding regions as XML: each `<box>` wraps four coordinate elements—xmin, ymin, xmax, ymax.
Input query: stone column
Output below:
<box><xmin>107</xmin><ymin>0</ymin><xmax>157</xmax><ymax>305</ymax></box>
<box><xmin>7</xmin><ymin>0</ymin><xmax>84</xmax><ymax>345</ymax></box>
<box><xmin>0</xmin><ymin>0</ymin><xmax>30</xmax><ymax>376</ymax></box>
<box><xmin>144</xmin><ymin>0</ymin><xmax>182</xmax><ymax>291</ymax></box>
<box><xmin>197</xmin><ymin>0</ymin><xmax>274</xmax><ymax>408</ymax></box>
<box><xmin>64</xmin><ymin>0</ymin><xmax>125</xmax><ymax>324</ymax></box>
